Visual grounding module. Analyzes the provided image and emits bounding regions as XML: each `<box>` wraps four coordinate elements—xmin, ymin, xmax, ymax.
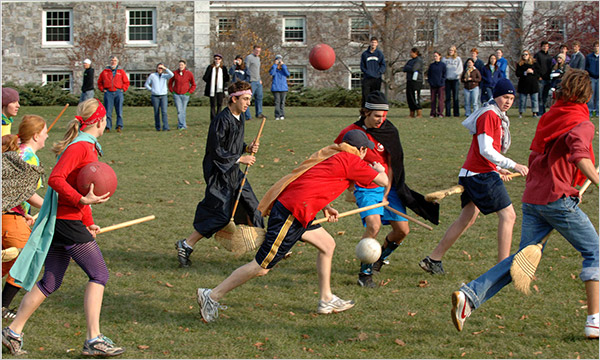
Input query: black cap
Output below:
<box><xmin>364</xmin><ymin>91</ymin><xmax>389</xmax><ymax>111</ymax></box>
<box><xmin>342</xmin><ymin>129</ymin><xmax>374</xmax><ymax>150</ymax></box>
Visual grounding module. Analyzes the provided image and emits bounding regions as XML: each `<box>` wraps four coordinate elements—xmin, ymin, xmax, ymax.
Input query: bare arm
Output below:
<box><xmin>576</xmin><ymin>158</ymin><xmax>599</xmax><ymax>185</ymax></box>
<box><xmin>26</xmin><ymin>193</ymin><xmax>44</xmax><ymax>209</ymax></box>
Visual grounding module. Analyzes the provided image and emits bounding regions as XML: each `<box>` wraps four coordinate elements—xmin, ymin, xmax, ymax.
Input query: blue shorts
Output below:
<box><xmin>255</xmin><ymin>201</ymin><xmax>321</xmax><ymax>269</ymax></box>
<box><xmin>354</xmin><ymin>185</ymin><xmax>407</xmax><ymax>227</ymax></box>
<box><xmin>459</xmin><ymin>172</ymin><xmax>511</xmax><ymax>215</ymax></box>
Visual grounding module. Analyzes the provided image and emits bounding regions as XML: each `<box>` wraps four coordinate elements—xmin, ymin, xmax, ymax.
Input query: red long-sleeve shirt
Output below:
<box><xmin>97</xmin><ymin>67</ymin><xmax>130</xmax><ymax>92</ymax></box>
<box><xmin>168</xmin><ymin>69</ymin><xmax>196</xmax><ymax>94</ymax></box>
<box><xmin>47</xmin><ymin>142</ymin><xmax>99</xmax><ymax>226</ymax></box>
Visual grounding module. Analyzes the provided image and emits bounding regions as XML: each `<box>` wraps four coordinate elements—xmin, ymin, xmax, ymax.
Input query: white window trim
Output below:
<box><xmin>545</xmin><ymin>18</ymin><xmax>566</xmax><ymax>40</ymax></box>
<box><xmin>349</xmin><ymin>66</ymin><xmax>362</xmax><ymax>90</ymax></box>
<box><xmin>217</xmin><ymin>17</ymin><xmax>236</xmax><ymax>38</ymax></box>
<box><xmin>349</xmin><ymin>17</ymin><xmax>370</xmax><ymax>45</ymax></box>
<box><xmin>42</xmin><ymin>9</ymin><xmax>73</xmax><ymax>47</ymax></box>
<box><xmin>126</xmin><ymin>8</ymin><xmax>157</xmax><ymax>45</ymax></box>
<box><xmin>127</xmin><ymin>71</ymin><xmax>152</xmax><ymax>90</ymax></box>
<box><xmin>287</xmin><ymin>66</ymin><xmax>306</xmax><ymax>89</ymax></box>
<box><xmin>282</xmin><ymin>17</ymin><xmax>306</xmax><ymax>46</ymax></box>
<box><xmin>478</xmin><ymin>16</ymin><xmax>503</xmax><ymax>47</ymax></box>
<box><xmin>42</xmin><ymin>72</ymin><xmax>72</xmax><ymax>91</ymax></box>
<box><xmin>414</xmin><ymin>17</ymin><xmax>436</xmax><ymax>48</ymax></box>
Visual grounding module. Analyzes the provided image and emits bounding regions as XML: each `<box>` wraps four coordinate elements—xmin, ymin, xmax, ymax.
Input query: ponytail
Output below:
<box><xmin>51</xmin><ymin>119</ymin><xmax>80</xmax><ymax>156</ymax></box>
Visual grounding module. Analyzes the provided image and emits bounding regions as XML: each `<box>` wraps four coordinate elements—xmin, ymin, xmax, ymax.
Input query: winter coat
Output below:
<box><xmin>516</xmin><ymin>62</ymin><xmax>540</xmax><ymax>94</ymax></box>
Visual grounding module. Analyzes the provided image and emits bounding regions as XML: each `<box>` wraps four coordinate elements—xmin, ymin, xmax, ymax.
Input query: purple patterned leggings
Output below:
<box><xmin>37</xmin><ymin>241</ymin><xmax>109</xmax><ymax>297</ymax></box>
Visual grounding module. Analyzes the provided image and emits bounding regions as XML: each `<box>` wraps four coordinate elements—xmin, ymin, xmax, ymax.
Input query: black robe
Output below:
<box><xmin>354</xmin><ymin>117</ymin><xmax>439</xmax><ymax>225</ymax></box>
<box><xmin>193</xmin><ymin>107</ymin><xmax>264</xmax><ymax>238</ymax></box>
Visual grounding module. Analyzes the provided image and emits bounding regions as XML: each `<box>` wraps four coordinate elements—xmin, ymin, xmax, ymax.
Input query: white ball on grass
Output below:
<box><xmin>355</xmin><ymin>238</ymin><xmax>381</xmax><ymax>264</ymax></box>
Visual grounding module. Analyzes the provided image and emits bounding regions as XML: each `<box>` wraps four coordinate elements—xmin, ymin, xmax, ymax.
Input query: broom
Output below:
<box><xmin>47</xmin><ymin>103</ymin><xmax>70</xmax><ymax>132</ymax></box>
<box><xmin>425</xmin><ymin>173</ymin><xmax>521</xmax><ymax>202</ymax></box>
<box><xmin>510</xmin><ymin>168</ymin><xmax>598</xmax><ymax>295</ymax></box>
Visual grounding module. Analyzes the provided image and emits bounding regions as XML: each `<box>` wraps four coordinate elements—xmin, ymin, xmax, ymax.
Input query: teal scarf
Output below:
<box><xmin>10</xmin><ymin>132</ymin><xmax>102</xmax><ymax>291</ymax></box>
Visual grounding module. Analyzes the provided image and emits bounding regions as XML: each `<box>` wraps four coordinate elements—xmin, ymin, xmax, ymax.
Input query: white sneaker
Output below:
<box><xmin>317</xmin><ymin>295</ymin><xmax>355</xmax><ymax>314</ymax></box>
<box><xmin>451</xmin><ymin>290</ymin><xmax>471</xmax><ymax>332</ymax></box>
<box><xmin>585</xmin><ymin>319</ymin><xmax>599</xmax><ymax>339</ymax></box>
<box><xmin>197</xmin><ymin>288</ymin><xmax>220</xmax><ymax>322</ymax></box>
<box><xmin>280</xmin><ymin>116</ymin><xmax>285</xmax><ymax>120</ymax></box>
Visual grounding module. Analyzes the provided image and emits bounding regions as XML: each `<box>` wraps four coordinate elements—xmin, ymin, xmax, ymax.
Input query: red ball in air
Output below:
<box><xmin>76</xmin><ymin>161</ymin><xmax>118</xmax><ymax>197</ymax></box>
<box><xmin>309</xmin><ymin>44</ymin><xmax>336</xmax><ymax>71</ymax></box>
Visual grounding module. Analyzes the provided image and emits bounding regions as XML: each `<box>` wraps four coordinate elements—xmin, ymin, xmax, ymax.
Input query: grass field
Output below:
<box><xmin>2</xmin><ymin>103</ymin><xmax>599</xmax><ymax>359</ymax></box>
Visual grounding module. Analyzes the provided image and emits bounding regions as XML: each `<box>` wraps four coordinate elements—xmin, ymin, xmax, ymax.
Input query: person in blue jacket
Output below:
<box><xmin>360</xmin><ymin>37</ymin><xmax>386</xmax><ymax>107</ymax></box>
<box><xmin>229</xmin><ymin>55</ymin><xmax>252</xmax><ymax>120</ymax></box>
<box><xmin>427</xmin><ymin>51</ymin><xmax>446</xmax><ymax>118</ymax></box>
<box><xmin>270</xmin><ymin>54</ymin><xmax>290</xmax><ymax>121</ymax></box>
<box><xmin>480</xmin><ymin>54</ymin><xmax>502</xmax><ymax>103</ymax></box>
<box><xmin>586</xmin><ymin>41</ymin><xmax>599</xmax><ymax>117</ymax></box>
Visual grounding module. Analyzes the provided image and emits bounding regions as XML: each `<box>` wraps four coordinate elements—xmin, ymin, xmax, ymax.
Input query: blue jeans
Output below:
<box><xmin>172</xmin><ymin>93</ymin><xmax>189</xmax><ymax>129</ymax></box>
<box><xmin>481</xmin><ymin>87</ymin><xmax>493</xmax><ymax>104</ymax></box>
<box><xmin>588</xmin><ymin>78</ymin><xmax>599</xmax><ymax>115</ymax></box>
<box><xmin>538</xmin><ymin>79</ymin><xmax>552</xmax><ymax>115</ymax></box>
<box><xmin>79</xmin><ymin>90</ymin><xmax>94</xmax><ymax>103</ymax></box>
<box><xmin>103</xmin><ymin>90</ymin><xmax>124</xmax><ymax>129</ymax></box>
<box><xmin>518</xmin><ymin>92</ymin><xmax>539</xmax><ymax>115</ymax></box>
<box><xmin>250</xmin><ymin>81</ymin><xmax>263</xmax><ymax>117</ymax></box>
<box><xmin>463</xmin><ymin>87</ymin><xmax>480</xmax><ymax>117</ymax></box>
<box><xmin>445</xmin><ymin>79</ymin><xmax>460</xmax><ymax>116</ymax></box>
<box><xmin>461</xmin><ymin>196</ymin><xmax>599</xmax><ymax>309</ymax></box>
<box><xmin>151</xmin><ymin>94</ymin><xmax>169</xmax><ymax>130</ymax></box>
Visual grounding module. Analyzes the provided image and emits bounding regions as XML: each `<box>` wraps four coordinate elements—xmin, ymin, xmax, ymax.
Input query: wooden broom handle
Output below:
<box><xmin>47</xmin><ymin>103</ymin><xmax>70</xmax><ymax>132</ymax></box>
<box><xmin>579</xmin><ymin>166</ymin><xmax>600</xmax><ymax>197</ymax></box>
<box><xmin>384</xmin><ymin>205</ymin><xmax>433</xmax><ymax>231</ymax></box>
<box><xmin>313</xmin><ymin>201</ymin><xmax>389</xmax><ymax>225</ymax></box>
<box><xmin>99</xmin><ymin>215</ymin><xmax>155</xmax><ymax>234</ymax></box>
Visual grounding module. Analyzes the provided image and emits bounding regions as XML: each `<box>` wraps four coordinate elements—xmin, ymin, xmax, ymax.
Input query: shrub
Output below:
<box><xmin>4</xmin><ymin>82</ymin><xmax>79</xmax><ymax>106</ymax></box>
<box><xmin>263</xmin><ymin>86</ymin><xmax>362</xmax><ymax>107</ymax></box>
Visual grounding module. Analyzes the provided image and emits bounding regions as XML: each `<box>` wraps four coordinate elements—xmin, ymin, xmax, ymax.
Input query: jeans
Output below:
<box><xmin>151</xmin><ymin>95</ymin><xmax>169</xmax><ymax>130</ymax></box>
<box><xmin>79</xmin><ymin>90</ymin><xmax>94</xmax><ymax>103</ymax></box>
<box><xmin>445</xmin><ymin>79</ymin><xmax>460</xmax><ymax>116</ymax></box>
<box><xmin>250</xmin><ymin>81</ymin><xmax>263</xmax><ymax>117</ymax></box>
<box><xmin>406</xmin><ymin>80</ymin><xmax>422</xmax><ymax>111</ymax></box>
<box><xmin>518</xmin><ymin>92</ymin><xmax>539</xmax><ymax>115</ymax></box>
<box><xmin>538</xmin><ymin>79</ymin><xmax>552</xmax><ymax>115</ymax></box>
<box><xmin>463</xmin><ymin>86</ymin><xmax>480</xmax><ymax>117</ymax></box>
<box><xmin>103</xmin><ymin>90</ymin><xmax>124</xmax><ymax>130</ymax></box>
<box><xmin>273</xmin><ymin>91</ymin><xmax>287</xmax><ymax>118</ymax></box>
<box><xmin>481</xmin><ymin>87</ymin><xmax>493</xmax><ymax>104</ymax></box>
<box><xmin>172</xmin><ymin>93</ymin><xmax>190</xmax><ymax>129</ymax></box>
<box><xmin>588</xmin><ymin>78</ymin><xmax>599</xmax><ymax>115</ymax></box>
<box><xmin>461</xmin><ymin>196</ymin><xmax>599</xmax><ymax>309</ymax></box>
<box><xmin>430</xmin><ymin>86</ymin><xmax>445</xmax><ymax>117</ymax></box>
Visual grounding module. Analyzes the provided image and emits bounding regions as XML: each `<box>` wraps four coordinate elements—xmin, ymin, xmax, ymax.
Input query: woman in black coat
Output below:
<box><xmin>403</xmin><ymin>47</ymin><xmax>424</xmax><ymax>117</ymax></box>
<box><xmin>515</xmin><ymin>50</ymin><xmax>540</xmax><ymax>117</ymax></box>
<box><xmin>203</xmin><ymin>53</ymin><xmax>230</xmax><ymax>121</ymax></box>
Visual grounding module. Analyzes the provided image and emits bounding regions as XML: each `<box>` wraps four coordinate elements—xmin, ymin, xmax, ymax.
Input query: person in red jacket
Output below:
<box><xmin>97</xmin><ymin>56</ymin><xmax>129</xmax><ymax>133</ymax></box>
<box><xmin>168</xmin><ymin>59</ymin><xmax>196</xmax><ymax>130</ymax></box>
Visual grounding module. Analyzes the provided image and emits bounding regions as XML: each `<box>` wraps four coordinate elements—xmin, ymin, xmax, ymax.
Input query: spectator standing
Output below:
<box><xmin>570</xmin><ymin>41</ymin><xmax>586</xmax><ymax>70</ymax></box>
<box><xmin>169</xmin><ymin>59</ymin><xmax>196</xmax><ymax>130</ymax></box>
<box><xmin>229</xmin><ymin>55</ymin><xmax>251</xmax><ymax>120</ymax></box>
<box><xmin>427</xmin><ymin>51</ymin><xmax>446</xmax><ymax>118</ymax></box>
<box><xmin>480</xmin><ymin>54</ymin><xmax>502</xmax><ymax>103</ymax></box>
<box><xmin>1</xmin><ymin>88</ymin><xmax>20</xmax><ymax>136</ymax></box>
<box><xmin>97</xmin><ymin>56</ymin><xmax>129</xmax><ymax>133</ymax></box>
<box><xmin>534</xmin><ymin>41</ymin><xmax>553</xmax><ymax>115</ymax></box>
<box><xmin>245</xmin><ymin>45</ymin><xmax>267</xmax><ymax>120</ymax></box>
<box><xmin>80</xmin><ymin>59</ymin><xmax>95</xmax><ymax>103</ymax></box>
<box><xmin>465</xmin><ymin>48</ymin><xmax>485</xmax><ymax>105</ymax></box>
<box><xmin>403</xmin><ymin>47</ymin><xmax>423</xmax><ymax>118</ymax></box>
<box><xmin>550</xmin><ymin>54</ymin><xmax>569</xmax><ymax>92</ymax></box>
<box><xmin>443</xmin><ymin>46</ymin><xmax>463</xmax><ymax>117</ymax></box>
<box><xmin>461</xmin><ymin>58</ymin><xmax>481</xmax><ymax>117</ymax></box>
<box><xmin>145</xmin><ymin>63</ymin><xmax>174</xmax><ymax>131</ymax></box>
<box><xmin>203</xmin><ymin>54</ymin><xmax>230</xmax><ymax>122</ymax></box>
<box><xmin>270</xmin><ymin>54</ymin><xmax>290</xmax><ymax>121</ymax></box>
<box><xmin>495</xmin><ymin>49</ymin><xmax>508</xmax><ymax>79</ymax></box>
<box><xmin>515</xmin><ymin>50</ymin><xmax>540</xmax><ymax>118</ymax></box>
<box><xmin>552</xmin><ymin>44</ymin><xmax>571</xmax><ymax>66</ymax></box>
<box><xmin>586</xmin><ymin>41</ymin><xmax>599</xmax><ymax>117</ymax></box>
<box><xmin>360</xmin><ymin>37</ymin><xmax>386</xmax><ymax>107</ymax></box>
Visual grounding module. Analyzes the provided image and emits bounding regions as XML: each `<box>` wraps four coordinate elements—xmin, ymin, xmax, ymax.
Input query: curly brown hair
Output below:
<box><xmin>555</xmin><ymin>69</ymin><xmax>592</xmax><ymax>104</ymax></box>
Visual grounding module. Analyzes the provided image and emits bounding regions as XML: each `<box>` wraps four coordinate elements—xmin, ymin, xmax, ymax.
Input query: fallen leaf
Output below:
<box><xmin>253</xmin><ymin>342</ymin><xmax>264</xmax><ymax>348</ymax></box>
<box><xmin>533</xmin><ymin>285</ymin><xmax>539</xmax><ymax>292</ymax></box>
<box><xmin>520</xmin><ymin>314</ymin><xmax>529</xmax><ymax>320</ymax></box>
<box><xmin>39</xmin><ymin>347</ymin><xmax>45</xmax><ymax>351</ymax></box>
<box><xmin>472</xmin><ymin>329</ymin><xmax>487</xmax><ymax>335</ymax></box>
<box><xmin>115</xmin><ymin>272</ymin><xmax>124</xmax><ymax>277</ymax></box>
<box><xmin>165</xmin><ymin>282</ymin><xmax>174</xmax><ymax>288</ymax></box>
<box><xmin>394</xmin><ymin>339</ymin><xmax>406</xmax><ymax>346</ymax></box>
<box><xmin>273</xmin><ymin>158</ymin><xmax>280</xmax><ymax>163</ymax></box>
<box><xmin>418</xmin><ymin>280</ymin><xmax>429</xmax><ymax>288</ymax></box>
<box><xmin>408</xmin><ymin>311</ymin><xmax>417</xmax><ymax>317</ymax></box>
<box><xmin>302</xmin><ymin>334</ymin><xmax>310</xmax><ymax>339</ymax></box>
<box><xmin>63</xmin><ymin>322</ymin><xmax>70</xmax><ymax>328</ymax></box>
<box><xmin>183</xmin><ymin>180</ymin><xmax>190</xmax><ymax>185</ymax></box>
<box><xmin>137</xmin><ymin>345</ymin><xmax>150</xmax><ymax>350</ymax></box>
<box><xmin>337</xmin><ymin>231</ymin><xmax>345</xmax><ymax>235</ymax></box>
<box><xmin>533</xmin><ymin>351</ymin><xmax>542</xmax><ymax>355</ymax></box>
<box><xmin>289</xmin><ymin>311</ymin><xmax>295</xmax><ymax>316</ymax></box>
<box><xmin>167</xmin><ymin>200</ymin><xmax>174</xmax><ymax>203</ymax></box>
<box><xmin>495</xmin><ymin>314</ymin><xmax>503</xmax><ymax>319</ymax></box>
<box><xmin>358</xmin><ymin>332</ymin><xmax>368</xmax><ymax>341</ymax></box>
<box><xmin>461</xmin><ymin>352</ymin><xmax>466</xmax><ymax>357</ymax></box>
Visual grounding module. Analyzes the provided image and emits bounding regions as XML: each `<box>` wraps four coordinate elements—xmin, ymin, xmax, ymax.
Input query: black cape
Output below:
<box><xmin>354</xmin><ymin>117</ymin><xmax>439</xmax><ymax>225</ymax></box>
<box><xmin>193</xmin><ymin>107</ymin><xmax>264</xmax><ymax>238</ymax></box>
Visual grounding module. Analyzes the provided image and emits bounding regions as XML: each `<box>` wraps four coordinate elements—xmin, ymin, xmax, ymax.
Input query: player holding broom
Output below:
<box><xmin>451</xmin><ymin>69</ymin><xmax>599</xmax><ymax>339</ymax></box>
<box><xmin>196</xmin><ymin>130</ymin><xmax>388</xmax><ymax>322</ymax></box>
<box><xmin>175</xmin><ymin>81</ymin><xmax>264</xmax><ymax>267</ymax></box>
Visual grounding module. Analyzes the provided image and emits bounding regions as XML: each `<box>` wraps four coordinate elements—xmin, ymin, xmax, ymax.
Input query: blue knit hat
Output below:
<box><xmin>493</xmin><ymin>78</ymin><xmax>515</xmax><ymax>98</ymax></box>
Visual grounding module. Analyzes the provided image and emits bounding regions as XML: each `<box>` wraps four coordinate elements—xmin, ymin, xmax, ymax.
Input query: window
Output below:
<box><xmin>546</xmin><ymin>18</ymin><xmax>566</xmax><ymax>41</ymax></box>
<box><xmin>127</xmin><ymin>9</ymin><xmax>156</xmax><ymax>44</ymax></box>
<box><xmin>350</xmin><ymin>18</ymin><xmax>370</xmax><ymax>43</ymax></box>
<box><xmin>480</xmin><ymin>17</ymin><xmax>501</xmax><ymax>43</ymax></box>
<box><xmin>415</xmin><ymin>17</ymin><xmax>436</xmax><ymax>44</ymax></box>
<box><xmin>43</xmin><ymin>10</ymin><xmax>72</xmax><ymax>45</ymax></box>
<box><xmin>128</xmin><ymin>72</ymin><xmax>150</xmax><ymax>89</ymax></box>
<box><xmin>43</xmin><ymin>72</ymin><xmax>72</xmax><ymax>91</ymax></box>
<box><xmin>287</xmin><ymin>67</ymin><xmax>306</xmax><ymax>88</ymax></box>
<box><xmin>217</xmin><ymin>17</ymin><xmax>236</xmax><ymax>40</ymax></box>
<box><xmin>284</xmin><ymin>18</ymin><xmax>306</xmax><ymax>44</ymax></box>
<box><xmin>350</xmin><ymin>67</ymin><xmax>362</xmax><ymax>90</ymax></box>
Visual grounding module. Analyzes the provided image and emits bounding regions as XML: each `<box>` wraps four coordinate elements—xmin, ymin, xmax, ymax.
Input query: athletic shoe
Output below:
<box><xmin>357</xmin><ymin>273</ymin><xmax>377</xmax><ymax>288</ymax></box>
<box><xmin>451</xmin><ymin>291</ymin><xmax>471</xmax><ymax>332</ymax></box>
<box><xmin>419</xmin><ymin>256</ymin><xmax>445</xmax><ymax>275</ymax></box>
<box><xmin>2</xmin><ymin>307</ymin><xmax>16</xmax><ymax>319</ymax></box>
<box><xmin>81</xmin><ymin>334</ymin><xmax>125</xmax><ymax>357</ymax></box>
<box><xmin>197</xmin><ymin>288</ymin><xmax>220</xmax><ymax>322</ymax></box>
<box><xmin>175</xmin><ymin>239</ymin><xmax>193</xmax><ymax>267</ymax></box>
<box><xmin>257</xmin><ymin>114</ymin><xmax>267</xmax><ymax>120</ymax></box>
<box><xmin>2</xmin><ymin>327</ymin><xmax>27</xmax><ymax>356</ymax></box>
<box><xmin>372</xmin><ymin>259</ymin><xmax>386</xmax><ymax>273</ymax></box>
<box><xmin>116</xmin><ymin>126</ymin><xmax>122</xmax><ymax>133</ymax></box>
<box><xmin>280</xmin><ymin>116</ymin><xmax>285</xmax><ymax>120</ymax></box>
<box><xmin>317</xmin><ymin>295</ymin><xmax>355</xmax><ymax>314</ymax></box>
<box><xmin>585</xmin><ymin>319</ymin><xmax>599</xmax><ymax>339</ymax></box>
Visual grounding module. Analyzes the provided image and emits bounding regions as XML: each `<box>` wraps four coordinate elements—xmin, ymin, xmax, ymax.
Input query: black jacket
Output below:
<box><xmin>81</xmin><ymin>68</ymin><xmax>95</xmax><ymax>92</ymax></box>
<box><xmin>516</xmin><ymin>62</ymin><xmax>540</xmax><ymax>94</ymax></box>
<box><xmin>203</xmin><ymin>65</ymin><xmax>230</xmax><ymax>97</ymax></box>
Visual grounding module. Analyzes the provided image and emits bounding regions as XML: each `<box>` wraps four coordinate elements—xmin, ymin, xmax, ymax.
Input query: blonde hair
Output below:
<box><xmin>2</xmin><ymin>115</ymin><xmax>46</xmax><ymax>152</ymax></box>
<box><xmin>447</xmin><ymin>46</ymin><xmax>458</xmax><ymax>59</ymax></box>
<box><xmin>52</xmin><ymin>99</ymin><xmax>101</xmax><ymax>155</ymax></box>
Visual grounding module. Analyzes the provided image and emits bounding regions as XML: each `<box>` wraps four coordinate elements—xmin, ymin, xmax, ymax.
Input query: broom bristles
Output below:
<box><xmin>215</xmin><ymin>225</ymin><xmax>266</xmax><ymax>254</ymax></box>
<box><xmin>425</xmin><ymin>185</ymin><xmax>464</xmax><ymax>202</ymax></box>
<box><xmin>510</xmin><ymin>242</ymin><xmax>544</xmax><ymax>295</ymax></box>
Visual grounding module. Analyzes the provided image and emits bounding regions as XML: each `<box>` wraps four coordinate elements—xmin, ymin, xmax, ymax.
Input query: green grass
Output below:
<box><xmin>3</xmin><ymin>104</ymin><xmax>599</xmax><ymax>359</ymax></box>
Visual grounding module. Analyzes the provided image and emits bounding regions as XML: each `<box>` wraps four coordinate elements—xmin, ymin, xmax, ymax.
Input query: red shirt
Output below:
<box><xmin>47</xmin><ymin>142</ymin><xmax>99</xmax><ymax>226</ymax></box>
<box><xmin>168</xmin><ymin>69</ymin><xmax>197</xmax><ymax>94</ymax></box>
<box><xmin>462</xmin><ymin>111</ymin><xmax>503</xmax><ymax>173</ymax></box>
<box><xmin>334</xmin><ymin>124</ymin><xmax>389</xmax><ymax>188</ymax></box>
<box><xmin>97</xmin><ymin>67</ymin><xmax>130</xmax><ymax>92</ymax></box>
<box><xmin>522</xmin><ymin>121</ymin><xmax>595</xmax><ymax>205</ymax></box>
<box><xmin>277</xmin><ymin>152</ymin><xmax>378</xmax><ymax>227</ymax></box>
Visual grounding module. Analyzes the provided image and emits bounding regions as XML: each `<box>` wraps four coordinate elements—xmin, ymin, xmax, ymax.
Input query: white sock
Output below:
<box><xmin>587</xmin><ymin>313</ymin><xmax>599</xmax><ymax>324</ymax></box>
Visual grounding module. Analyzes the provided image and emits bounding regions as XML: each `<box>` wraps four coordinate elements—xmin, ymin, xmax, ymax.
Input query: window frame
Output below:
<box><xmin>283</xmin><ymin>17</ymin><xmax>306</xmax><ymax>45</ymax></box>
<box><xmin>546</xmin><ymin>17</ymin><xmax>566</xmax><ymax>42</ymax></box>
<box><xmin>42</xmin><ymin>72</ymin><xmax>72</xmax><ymax>91</ymax></box>
<box><xmin>350</xmin><ymin>17</ymin><xmax>370</xmax><ymax>43</ymax></box>
<box><xmin>42</xmin><ymin>9</ymin><xmax>73</xmax><ymax>46</ymax></box>
<box><xmin>349</xmin><ymin>67</ymin><xmax>362</xmax><ymax>90</ymax></box>
<box><xmin>414</xmin><ymin>17</ymin><xmax>436</xmax><ymax>46</ymax></box>
<box><xmin>126</xmin><ymin>8</ymin><xmax>157</xmax><ymax>45</ymax></box>
<box><xmin>127</xmin><ymin>72</ymin><xmax>151</xmax><ymax>90</ymax></box>
<box><xmin>479</xmin><ymin>16</ymin><xmax>502</xmax><ymax>46</ymax></box>
<box><xmin>286</xmin><ymin>66</ymin><xmax>306</xmax><ymax>89</ymax></box>
<box><xmin>217</xmin><ymin>17</ymin><xmax>237</xmax><ymax>40</ymax></box>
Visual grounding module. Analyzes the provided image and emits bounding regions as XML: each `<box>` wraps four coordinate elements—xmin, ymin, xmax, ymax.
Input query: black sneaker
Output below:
<box><xmin>175</xmin><ymin>239</ymin><xmax>193</xmax><ymax>267</ymax></box>
<box><xmin>82</xmin><ymin>334</ymin><xmax>125</xmax><ymax>357</ymax></box>
<box><xmin>2</xmin><ymin>327</ymin><xmax>27</xmax><ymax>356</ymax></box>
<box><xmin>372</xmin><ymin>259</ymin><xmax>386</xmax><ymax>273</ymax></box>
<box><xmin>419</xmin><ymin>256</ymin><xmax>445</xmax><ymax>275</ymax></box>
<box><xmin>2</xmin><ymin>307</ymin><xmax>17</xmax><ymax>319</ymax></box>
<box><xmin>357</xmin><ymin>274</ymin><xmax>377</xmax><ymax>288</ymax></box>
